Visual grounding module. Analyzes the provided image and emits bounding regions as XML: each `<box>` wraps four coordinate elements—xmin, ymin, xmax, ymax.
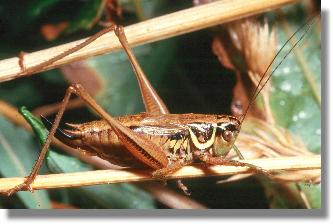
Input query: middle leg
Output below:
<box><xmin>152</xmin><ymin>160</ymin><xmax>192</xmax><ymax>195</ymax></box>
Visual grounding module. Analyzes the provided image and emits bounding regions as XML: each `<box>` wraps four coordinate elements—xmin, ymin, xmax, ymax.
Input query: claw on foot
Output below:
<box><xmin>177</xmin><ymin>180</ymin><xmax>191</xmax><ymax>196</ymax></box>
<box><xmin>152</xmin><ymin>170</ymin><xmax>165</xmax><ymax>181</ymax></box>
<box><xmin>1</xmin><ymin>180</ymin><xmax>34</xmax><ymax>197</ymax></box>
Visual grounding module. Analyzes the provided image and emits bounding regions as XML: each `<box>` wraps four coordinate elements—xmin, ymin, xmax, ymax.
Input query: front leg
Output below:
<box><xmin>152</xmin><ymin>160</ymin><xmax>191</xmax><ymax>179</ymax></box>
<box><xmin>198</xmin><ymin>153</ymin><xmax>275</xmax><ymax>179</ymax></box>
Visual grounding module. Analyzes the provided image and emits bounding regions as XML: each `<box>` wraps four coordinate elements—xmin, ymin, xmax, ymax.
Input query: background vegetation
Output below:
<box><xmin>0</xmin><ymin>0</ymin><xmax>320</xmax><ymax>208</ymax></box>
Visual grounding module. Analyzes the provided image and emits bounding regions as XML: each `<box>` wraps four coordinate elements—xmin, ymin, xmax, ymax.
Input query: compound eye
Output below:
<box><xmin>222</xmin><ymin>130</ymin><xmax>233</xmax><ymax>142</ymax></box>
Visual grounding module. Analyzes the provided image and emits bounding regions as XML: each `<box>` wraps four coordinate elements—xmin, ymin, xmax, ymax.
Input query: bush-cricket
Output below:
<box><xmin>0</xmin><ymin>12</ymin><xmax>319</xmax><ymax>197</ymax></box>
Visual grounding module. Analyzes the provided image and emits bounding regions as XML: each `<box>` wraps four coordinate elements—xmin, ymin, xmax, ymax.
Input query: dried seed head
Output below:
<box><xmin>228</xmin><ymin>19</ymin><xmax>277</xmax><ymax>89</ymax></box>
<box><xmin>227</xmin><ymin>19</ymin><xmax>277</xmax><ymax>123</ymax></box>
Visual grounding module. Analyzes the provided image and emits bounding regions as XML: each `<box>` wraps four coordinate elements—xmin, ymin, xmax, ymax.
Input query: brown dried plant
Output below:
<box><xmin>228</xmin><ymin>19</ymin><xmax>276</xmax><ymax>124</ymax></box>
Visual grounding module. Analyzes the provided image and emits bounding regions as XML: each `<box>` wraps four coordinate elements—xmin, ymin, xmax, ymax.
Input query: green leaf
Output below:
<box><xmin>19</xmin><ymin>107</ymin><xmax>156</xmax><ymax>209</ymax></box>
<box><xmin>27</xmin><ymin>0</ymin><xmax>62</xmax><ymax>18</ymax></box>
<box><xmin>0</xmin><ymin>79</ymin><xmax>43</xmax><ymax>108</ymax></box>
<box><xmin>264</xmin><ymin>5</ymin><xmax>321</xmax><ymax>208</ymax></box>
<box><xmin>19</xmin><ymin>106</ymin><xmax>49</xmax><ymax>144</ymax></box>
<box><xmin>89</xmin><ymin>38</ymin><xmax>179</xmax><ymax>115</ymax></box>
<box><xmin>65</xmin><ymin>0</ymin><xmax>105</xmax><ymax>34</ymax></box>
<box><xmin>270</xmin><ymin>7</ymin><xmax>321</xmax><ymax>154</ymax></box>
<box><xmin>263</xmin><ymin>182</ymin><xmax>321</xmax><ymax>209</ymax></box>
<box><xmin>263</xmin><ymin>182</ymin><xmax>306</xmax><ymax>208</ymax></box>
<box><xmin>132</xmin><ymin>0</ymin><xmax>171</xmax><ymax>20</ymax></box>
<box><xmin>84</xmin><ymin>0</ymin><xmax>190</xmax><ymax>116</ymax></box>
<box><xmin>299</xmin><ymin>183</ymin><xmax>321</xmax><ymax>209</ymax></box>
<box><xmin>0</xmin><ymin>115</ymin><xmax>51</xmax><ymax>209</ymax></box>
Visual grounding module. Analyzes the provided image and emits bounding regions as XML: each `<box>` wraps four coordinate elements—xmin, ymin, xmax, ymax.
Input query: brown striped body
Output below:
<box><xmin>59</xmin><ymin>113</ymin><xmax>241</xmax><ymax>168</ymax></box>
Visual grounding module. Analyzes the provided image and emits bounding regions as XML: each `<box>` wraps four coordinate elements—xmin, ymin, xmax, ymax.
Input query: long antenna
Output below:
<box><xmin>240</xmin><ymin>14</ymin><xmax>320</xmax><ymax>124</ymax></box>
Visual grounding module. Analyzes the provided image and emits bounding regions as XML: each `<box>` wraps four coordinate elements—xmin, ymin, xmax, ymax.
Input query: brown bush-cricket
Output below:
<box><xmin>0</xmin><ymin>12</ymin><xmax>318</xmax><ymax>197</ymax></box>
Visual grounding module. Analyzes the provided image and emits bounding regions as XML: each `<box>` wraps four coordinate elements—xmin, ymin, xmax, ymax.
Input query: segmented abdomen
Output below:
<box><xmin>62</xmin><ymin>120</ymin><xmax>191</xmax><ymax>167</ymax></box>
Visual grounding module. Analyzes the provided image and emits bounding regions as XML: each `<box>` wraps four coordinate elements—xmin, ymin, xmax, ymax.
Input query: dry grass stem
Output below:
<box><xmin>0</xmin><ymin>156</ymin><xmax>320</xmax><ymax>192</ymax></box>
<box><xmin>0</xmin><ymin>0</ymin><xmax>298</xmax><ymax>83</ymax></box>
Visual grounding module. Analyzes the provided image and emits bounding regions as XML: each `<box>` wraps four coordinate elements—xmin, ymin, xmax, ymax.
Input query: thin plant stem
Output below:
<box><xmin>0</xmin><ymin>155</ymin><xmax>321</xmax><ymax>192</ymax></box>
<box><xmin>0</xmin><ymin>0</ymin><xmax>298</xmax><ymax>83</ymax></box>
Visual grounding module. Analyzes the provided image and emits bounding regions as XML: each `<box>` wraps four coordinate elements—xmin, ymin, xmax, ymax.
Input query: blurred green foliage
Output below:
<box><xmin>267</xmin><ymin>5</ymin><xmax>321</xmax><ymax>209</ymax></box>
<box><xmin>0</xmin><ymin>0</ymin><xmax>320</xmax><ymax>208</ymax></box>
